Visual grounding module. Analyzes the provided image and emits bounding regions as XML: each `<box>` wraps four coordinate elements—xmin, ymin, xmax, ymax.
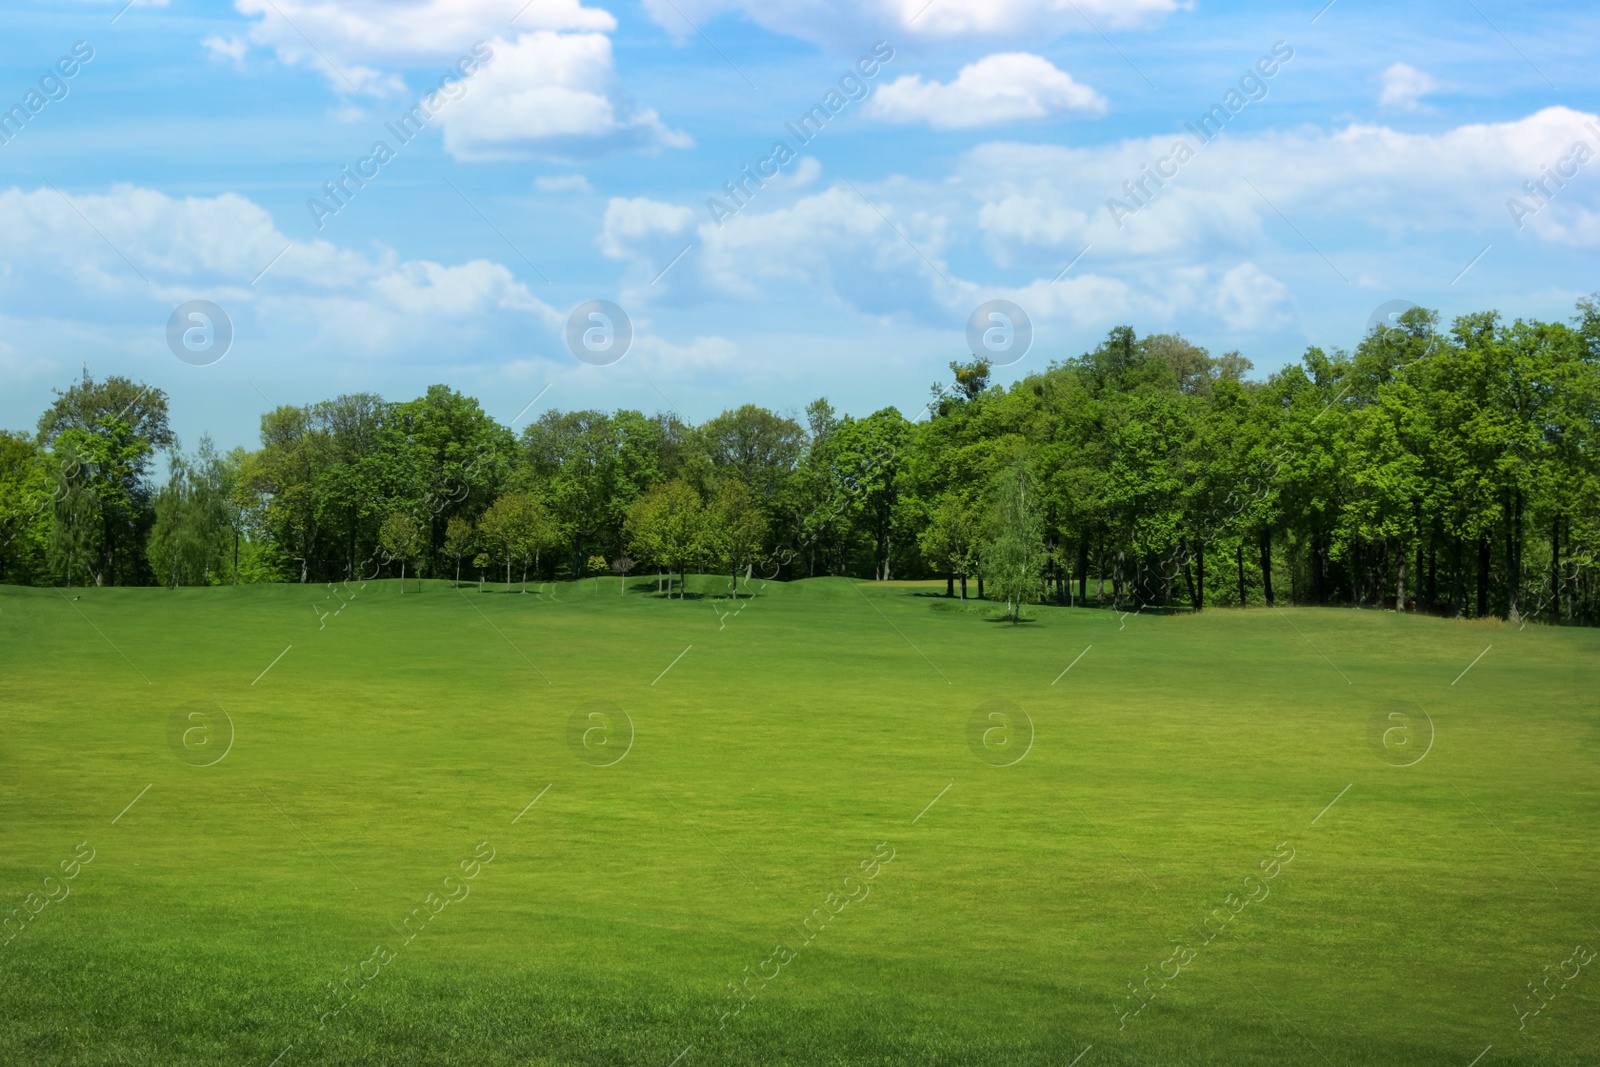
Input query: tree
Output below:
<box><xmin>984</xmin><ymin>456</ymin><xmax>1047</xmax><ymax>623</ymax></box>
<box><xmin>37</xmin><ymin>374</ymin><xmax>172</xmax><ymax>585</ymax></box>
<box><xmin>146</xmin><ymin>437</ymin><xmax>232</xmax><ymax>588</ymax></box>
<box><xmin>626</xmin><ymin>480</ymin><xmax>704</xmax><ymax>599</ymax></box>
<box><xmin>0</xmin><ymin>431</ymin><xmax>51</xmax><ymax>584</ymax></box>
<box><xmin>443</xmin><ymin>516</ymin><xmax>475</xmax><ymax>586</ymax></box>
<box><xmin>477</xmin><ymin>492</ymin><xmax>552</xmax><ymax>593</ymax></box>
<box><xmin>920</xmin><ymin>493</ymin><xmax>981</xmax><ymax>599</ymax></box>
<box><xmin>378</xmin><ymin>511</ymin><xmax>426</xmax><ymax>592</ymax></box>
<box><xmin>703</xmin><ymin>479</ymin><xmax>767</xmax><ymax>598</ymax></box>
<box><xmin>394</xmin><ymin>384</ymin><xmax>515</xmax><ymax>571</ymax></box>
<box><xmin>520</xmin><ymin>410</ymin><xmax>617</xmax><ymax>578</ymax></box>
<box><xmin>239</xmin><ymin>405</ymin><xmax>328</xmax><ymax>584</ymax></box>
<box><xmin>611</xmin><ymin>554</ymin><xmax>635</xmax><ymax>595</ymax></box>
<box><xmin>48</xmin><ymin>438</ymin><xmax>100</xmax><ymax>588</ymax></box>
<box><xmin>698</xmin><ymin>405</ymin><xmax>805</xmax><ymax>506</ymax></box>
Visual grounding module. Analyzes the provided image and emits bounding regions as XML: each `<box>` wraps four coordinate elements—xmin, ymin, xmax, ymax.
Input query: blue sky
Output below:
<box><xmin>1</xmin><ymin>0</ymin><xmax>1597</xmax><ymax>451</ymax></box>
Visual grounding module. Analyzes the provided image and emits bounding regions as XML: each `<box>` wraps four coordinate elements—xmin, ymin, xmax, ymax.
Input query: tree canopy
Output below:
<box><xmin>5</xmin><ymin>299</ymin><xmax>1598</xmax><ymax>627</ymax></box>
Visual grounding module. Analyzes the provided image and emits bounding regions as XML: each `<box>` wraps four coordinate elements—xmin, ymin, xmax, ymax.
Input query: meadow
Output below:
<box><xmin>0</xmin><ymin>577</ymin><xmax>1595</xmax><ymax>1066</ymax></box>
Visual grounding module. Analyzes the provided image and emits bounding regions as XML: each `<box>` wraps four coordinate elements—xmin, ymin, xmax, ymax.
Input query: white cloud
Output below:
<box><xmin>639</xmin><ymin>0</ymin><xmax>1182</xmax><ymax>47</ymax></box>
<box><xmin>228</xmin><ymin>1</ymin><xmax>685</xmax><ymax>160</ymax></box>
<box><xmin>1211</xmin><ymin>262</ymin><xmax>1292</xmax><ymax>331</ymax></box>
<box><xmin>0</xmin><ymin>185</ymin><xmax>564</xmax><ymax>361</ymax></box>
<box><xmin>629</xmin><ymin>331</ymin><xmax>742</xmax><ymax>373</ymax></box>
<box><xmin>588</xmin><ymin>107</ymin><xmax>1600</xmax><ymax>340</ymax></box>
<box><xmin>697</xmin><ymin>184</ymin><xmax>953</xmax><ymax>314</ymax></box>
<box><xmin>770</xmin><ymin>156</ymin><xmax>822</xmax><ymax>190</ymax></box>
<box><xmin>867</xmin><ymin>53</ymin><xmax>1105</xmax><ymax>129</ymax></box>
<box><xmin>978</xmin><ymin>194</ymin><xmax>1090</xmax><ymax>266</ymax></box>
<box><xmin>600</xmin><ymin>197</ymin><xmax>696</xmax><ymax>260</ymax></box>
<box><xmin>536</xmin><ymin>174</ymin><xmax>593</xmax><ymax>193</ymax></box>
<box><xmin>1379</xmin><ymin>62</ymin><xmax>1438</xmax><ymax>111</ymax></box>
<box><xmin>440</xmin><ymin>33</ymin><xmax>690</xmax><ymax>160</ymax></box>
<box><xmin>202</xmin><ymin>35</ymin><xmax>249</xmax><ymax>68</ymax></box>
<box><xmin>963</xmin><ymin>106</ymin><xmax>1600</xmax><ymax>253</ymax></box>
<box><xmin>233</xmin><ymin>0</ymin><xmax>612</xmax><ymax>80</ymax></box>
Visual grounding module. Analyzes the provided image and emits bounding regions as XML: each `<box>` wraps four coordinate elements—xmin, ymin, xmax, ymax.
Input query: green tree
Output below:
<box><xmin>443</xmin><ymin>516</ymin><xmax>476</xmax><ymax>586</ymax></box>
<box><xmin>919</xmin><ymin>493</ymin><xmax>982</xmax><ymax>599</ymax></box>
<box><xmin>37</xmin><ymin>374</ymin><xmax>172</xmax><ymax>585</ymax></box>
<box><xmin>146</xmin><ymin>437</ymin><xmax>232</xmax><ymax>588</ymax></box>
<box><xmin>0</xmin><ymin>431</ymin><xmax>51</xmax><ymax>584</ymax></box>
<box><xmin>983</xmin><ymin>456</ymin><xmax>1046</xmax><ymax>623</ymax></box>
<box><xmin>626</xmin><ymin>479</ymin><xmax>704</xmax><ymax>599</ymax></box>
<box><xmin>477</xmin><ymin>493</ymin><xmax>552</xmax><ymax>592</ymax></box>
<box><xmin>378</xmin><ymin>511</ymin><xmax>426</xmax><ymax>592</ymax></box>
<box><xmin>704</xmin><ymin>479</ymin><xmax>767</xmax><ymax>598</ymax></box>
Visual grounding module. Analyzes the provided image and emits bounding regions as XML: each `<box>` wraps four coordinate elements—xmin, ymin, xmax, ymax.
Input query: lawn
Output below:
<box><xmin>0</xmin><ymin>576</ymin><xmax>1595</xmax><ymax>1065</ymax></box>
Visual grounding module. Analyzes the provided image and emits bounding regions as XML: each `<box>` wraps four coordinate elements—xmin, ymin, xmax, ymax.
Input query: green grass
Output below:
<box><xmin>0</xmin><ymin>576</ymin><xmax>1596</xmax><ymax>1065</ymax></box>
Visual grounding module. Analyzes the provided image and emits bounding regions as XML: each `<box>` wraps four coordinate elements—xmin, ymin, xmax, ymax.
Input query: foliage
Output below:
<box><xmin>4</xmin><ymin>300</ymin><xmax>1600</xmax><ymax>627</ymax></box>
<box><xmin>983</xmin><ymin>455</ymin><xmax>1046</xmax><ymax>622</ymax></box>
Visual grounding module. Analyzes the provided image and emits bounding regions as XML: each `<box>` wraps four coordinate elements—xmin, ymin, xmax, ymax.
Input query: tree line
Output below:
<box><xmin>2</xmin><ymin>297</ymin><xmax>1598</xmax><ymax>625</ymax></box>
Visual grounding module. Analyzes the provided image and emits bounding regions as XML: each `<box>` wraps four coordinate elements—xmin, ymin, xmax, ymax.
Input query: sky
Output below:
<box><xmin>1</xmin><ymin>0</ymin><xmax>1597</xmax><ymax>453</ymax></box>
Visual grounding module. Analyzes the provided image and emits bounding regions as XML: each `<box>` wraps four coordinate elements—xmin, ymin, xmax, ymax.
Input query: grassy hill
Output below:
<box><xmin>0</xmin><ymin>577</ymin><xmax>1595</xmax><ymax>1065</ymax></box>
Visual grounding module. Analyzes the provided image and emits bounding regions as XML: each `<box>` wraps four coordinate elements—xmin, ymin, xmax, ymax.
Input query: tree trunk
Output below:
<box><xmin>977</xmin><ymin>575</ymin><xmax>985</xmax><ymax>599</ymax></box>
<box><xmin>1258</xmin><ymin>528</ymin><xmax>1274</xmax><ymax>607</ymax></box>
<box><xmin>1396</xmin><ymin>545</ymin><xmax>1406</xmax><ymax>612</ymax></box>
<box><xmin>1511</xmin><ymin>491</ymin><xmax>1523</xmax><ymax>620</ymax></box>
<box><xmin>1194</xmin><ymin>541</ymin><xmax>1205</xmax><ymax>612</ymax></box>
<box><xmin>946</xmin><ymin>573</ymin><xmax>954</xmax><ymax>597</ymax></box>
<box><xmin>1424</xmin><ymin>541</ymin><xmax>1434</xmax><ymax>613</ymax></box>
<box><xmin>959</xmin><ymin>572</ymin><xmax>967</xmax><ymax>600</ymax></box>
<box><xmin>1078</xmin><ymin>538</ymin><xmax>1089</xmax><ymax>605</ymax></box>
<box><xmin>1452</xmin><ymin>536</ymin><xmax>1463</xmax><ymax>617</ymax></box>
<box><xmin>1236</xmin><ymin>542</ymin><xmax>1246</xmax><ymax>607</ymax></box>
<box><xmin>233</xmin><ymin>530</ymin><xmax>240</xmax><ymax>586</ymax></box>
<box><xmin>401</xmin><ymin>561</ymin><xmax>406</xmax><ymax>593</ymax></box>
<box><xmin>1551</xmin><ymin>516</ymin><xmax>1561</xmax><ymax>621</ymax></box>
<box><xmin>1309</xmin><ymin>524</ymin><xmax>1325</xmax><ymax>605</ymax></box>
<box><xmin>1476</xmin><ymin>535</ymin><xmax>1490</xmax><ymax>618</ymax></box>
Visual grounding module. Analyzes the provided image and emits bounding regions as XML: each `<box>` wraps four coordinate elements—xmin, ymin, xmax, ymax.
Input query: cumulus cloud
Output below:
<box><xmin>0</xmin><ymin>185</ymin><xmax>564</xmax><ymax>361</ymax></box>
<box><xmin>1211</xmin><ymin>263</ymin><xmax>1293</xmax><ymax>331</ymax></box>
<box><xmin>441</xmin><ymin>33</ymin><xmax>690</xmax><ymax>160</ymax></box>
<box><xmin>866</xmin><ymin>53</ymin><xmax>1105</xmax><ymax>129</ymax></box>
<box><xmin>589</xmin><ymin>107</ymin><xmax>1600</xmax><ymax>339</ymax></box>
<box><xmin>600</xmin><ymin>196</ymin><xmax>696</xmax><ymax>260</ymax></box>
<box><xmin>227</xmin><ymin>0</ymin><xmax>686</xmax><ymax>160</ymax></box>
<box><xmin>1379</xmin><ymin>62</ymin><xmax>1438</xmax><ymax>110</ymax></box>
<box><xmin>234</xmin><ymin>0</ymin><xmax>612</xmax><ymax>81</ymax></box>
<box><xmin>964</xmin><ymin>106</ymin><xmax>1600</xmax><ymax>253</ymax></box>
<box><xmin>977</xmin><ymin>194</ymin><xmax>1091</xmax><ymax>266</ymax></box>
<box><xmin>697</xmin><ymin>184</ymin><xmax>953</xmax><ymax>315</ymax></box>
<box><xmin>639</xmin><ymin>0</ymin><xmax>1182</xmax><ymax>47</ymax></box>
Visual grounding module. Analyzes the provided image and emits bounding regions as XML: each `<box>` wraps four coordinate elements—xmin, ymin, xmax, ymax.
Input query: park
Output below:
<box><xmin>0</xmin><ymin>566</ymin><xmax>1596</xmax><ymax>1064</ymax></box>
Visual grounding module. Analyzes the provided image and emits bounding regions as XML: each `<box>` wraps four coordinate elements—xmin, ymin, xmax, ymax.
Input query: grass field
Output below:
<box><xmin>0</xmin><ymin>576</ymin><xmax>1596</xmax><ymax>1066</ymax></box>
